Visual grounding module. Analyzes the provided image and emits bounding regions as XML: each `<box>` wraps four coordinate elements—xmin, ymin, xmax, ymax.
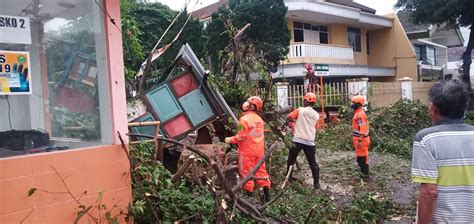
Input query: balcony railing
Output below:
<box><xmin>288</xmin><ymin>43</ymin><xmax>354</xmax><ymax>60</ymax></box>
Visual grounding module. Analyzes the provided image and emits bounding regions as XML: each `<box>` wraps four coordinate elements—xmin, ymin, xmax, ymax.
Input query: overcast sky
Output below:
<box><xmin>156</xmin><ymin>0</ymin><xmax>469</xmax><ymax>45</ymax></box>
<box><xmin>157</xmin><ymin>0</ymin><xmax>398</xmax><ymax>14</ymax></box>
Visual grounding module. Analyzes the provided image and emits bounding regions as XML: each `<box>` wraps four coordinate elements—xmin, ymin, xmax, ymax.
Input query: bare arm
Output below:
<box><xmin>417</xmin><ymin>183</ymin><xmax>438</xmax><ymax>224</ymax></box>
<box><xmin>287</xmin><ymin>108</ymin><xmax>299</xmax><ymax>122</ymax></box>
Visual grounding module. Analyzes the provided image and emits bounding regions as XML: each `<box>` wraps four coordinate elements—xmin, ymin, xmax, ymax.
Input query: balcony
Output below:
<box><xmin>288</xmin><ymin>43</ymin><xmax>354</xmax><ymax>61</ymax></box>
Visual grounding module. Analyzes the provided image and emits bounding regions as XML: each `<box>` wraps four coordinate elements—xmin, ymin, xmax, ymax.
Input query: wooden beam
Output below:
<box><xmin>128</xmin><ymin>121</ymin><xmax>161</xmax><ymax>127</ymax></box>
<box><xmin>172</xmin><ymin>155</ymin><xmax>195</xmax><ymax>182</ymax></box>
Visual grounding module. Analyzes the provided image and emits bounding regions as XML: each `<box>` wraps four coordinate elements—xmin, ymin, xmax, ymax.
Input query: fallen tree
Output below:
<box><xmin>121</xmin><ymin>131</ymin><xmax>295</xmax><ymax>223</ymax></box>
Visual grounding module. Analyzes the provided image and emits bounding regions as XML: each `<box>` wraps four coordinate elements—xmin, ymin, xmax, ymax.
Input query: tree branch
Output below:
<box><xmin>19</xmin><ymin>209</ymin><xmax>34</xmax><ymax>224</ymax></box>
<box><xmin>50</xmin><ymin>166</ymin><xmax>98</xmax><ymax>223</ymax></box>
<box><xmin>259</xmin><ymin>165</ymin><xmax>294</xmax><ymax>211</ymax></box>
<box><xmin>304</xmin><ymin>204</ymin><xmax>319</xmax><ymax>224</ymax></box>
<box><xmin>281</xmin><ymin>165</ymin><xmax>295</xmax><ymax>189</ymax></box>
<box><xmin>232</xmin><ymin>141</ymin><xmax>278</xmax><ymax>193</ymax></box>
<box><xmin>171</xmin><ymin>154</ymin><xmax>195</xmax><ymax>182</ymax></box>
<box><xmin>127</xmin><ymin>134</ymin><xmax>287</xmax><ymax>222</ymax></box>
<box><xmin>118</xmin><ymin>132</ymin><xmax>161</xmax><ymax>223</ymax></box>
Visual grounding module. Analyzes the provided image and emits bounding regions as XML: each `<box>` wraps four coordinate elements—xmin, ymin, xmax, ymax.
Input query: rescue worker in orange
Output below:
<box><xmin>225</xmin><ymin>96</ymin><xmax>271</xmax><ymax>201</ymax></box>
<box><xmin>351</xmin><ymin>95</ymin><xmax>371</xmax><ymax>180</ymax></box>
<box><xmin>286</xmin><ymin>92</ymin><xmax>321</xmax><ymax>189</ymax></box>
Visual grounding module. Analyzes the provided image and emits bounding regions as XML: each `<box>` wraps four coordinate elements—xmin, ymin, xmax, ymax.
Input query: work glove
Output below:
<box><xmin>225</xmin><ymin>137</ymin><xmax>232</xmax><ymax>144</ymax></box>
<box><xmin>357</xmin><ymin>140</ymin><xmax>363</xmax><ymax>149</ymax></box>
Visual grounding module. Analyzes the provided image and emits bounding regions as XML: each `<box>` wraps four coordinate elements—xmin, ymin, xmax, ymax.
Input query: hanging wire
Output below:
<box><xmin>94</xmin><ymin>0</ymin><xmax>123</xmax><ymax>33</ymax></box>
<box><xmin>6</xmin><ymin>96</ymin><xmax>13</xmax><ymax>130</ymax></box>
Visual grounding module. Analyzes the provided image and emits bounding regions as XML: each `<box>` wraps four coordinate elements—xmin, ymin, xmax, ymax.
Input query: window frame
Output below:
<box><xmin>0</xmin><ymin>0</ymin><xmax>118</xmax><ymax>155</ymax></box>
<box><xmin>366</xmin><ymin>32</ymin><xmax>370</xmax><ymax>55</ymax></box>
<box><xmin>348</xmin><ymin>27</ymin><xmax>362</xmax><ymax>52</ymax></box>
<box><xmin>293</xmin><ymin>21</ymin><xmax>329</xmax><ymax>44</ymax></box>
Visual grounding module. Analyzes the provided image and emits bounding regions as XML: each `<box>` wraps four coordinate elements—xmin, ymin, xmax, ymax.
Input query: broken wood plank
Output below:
<box><xmin>128</xmin><ymin>121</ymin><xmax>161</xmax><ymax>127</ymax></box>
<box><xmin>156</xmin><ymin>140</ymin><xmax>164</xmax><ymax>161</ymax></box>
<box><xmin>172</xmin><ymin>155</ymin><xmax>195</xmax><ymax>182</ymax></box>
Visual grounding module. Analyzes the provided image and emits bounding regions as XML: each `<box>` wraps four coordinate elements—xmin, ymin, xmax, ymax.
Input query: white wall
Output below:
<box><xmin>0</xmin><ymin>96</ymin><xmax>31</xmax><ymax>131</ymax></box>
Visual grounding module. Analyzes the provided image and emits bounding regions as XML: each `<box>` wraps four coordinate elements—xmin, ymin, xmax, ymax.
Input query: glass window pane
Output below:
<box><xmin>0</xmin><ymin>0</ymin><xmax>111</xmax><ymax>157</ymax></box>
<box><xmin>312</xmin><ymin>25</ymin><xmax>319</xmax><ymax>31</ymax></box>
<box><xmin>294</xmin><ymin>29</ymin><xmax>304</xmax><ymax>42</ymax></box>
<box><xmin>366</xmin><ymin>32</ymin><xmax>370</xmax><ymax>55</ymax></box>
<box><xmin>320</xmin><ymin>33</ymin><xmax>328</xmax><ymax>44</ymax></box>
<box><xmin>348</xmin><ymin>27</ymin><xmax>361</xmax><ymax>34</ymax></box>
<box><xmin>355</xmin><ymin>34</ymin><xmax>361</xmax><ymax>52</ymax></box>
<box><xmin>294</xmin><ymin>22</ymin><xmax>303</xmax><ymax>29</ymax></box>
<box><xmin>426</xmin><ymin>46</ymin><xmax>435</xmax><ymax>65</ymax></box>
<box><xmin>348</xmin><ymin>27</ymin><xmax>361</xmax><ymax>52</ymax></box>
<box><xmin>348</xmin><ymin>32</ymin><xmax>356</xmax><ymax>50</ymax></box>
<box><xmin>319</xmin><ymin>26</ymin><xmax>328</xmax><ymax>32</ymax></box>
<box><xmin>304</xmin><ymin>23</ymin><xmax>312</xmax><ymax>30</ymax></box>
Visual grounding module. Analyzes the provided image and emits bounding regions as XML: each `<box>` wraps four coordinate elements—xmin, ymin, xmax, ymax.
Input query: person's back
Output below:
<box><xmin>293</xmin><ymin>106</ymin><xmax>319</xmax><ymax>145</ymax></box>
<box><xmin>225</xmin><ymin>96</ymin><xmax>270</xmax><ymax>201</ymax></box>
<box><xmin>413</xmin><ymin>121</ymin><xmax>474</xmax><ymax>222</ymax></box>
<box><xmin>238</xmin><ymin>111</ymin><xmax>265</xmax><ymax>157</ymax></box>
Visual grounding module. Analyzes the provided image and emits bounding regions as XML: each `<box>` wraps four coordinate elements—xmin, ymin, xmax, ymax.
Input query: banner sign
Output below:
<box><xmin>0</xmin><ymin>15</ymin><xmax>32</xmax><ymax>45</ymax></box>
<box><xmin>0</xmin><ymin>50</ymin><xmax>31</xmax><ymax>95</ymax></box>
<box><xmin>315</xmin><ymin>64</ymin><xmax>329</xmax><ymax>76</ymax></box>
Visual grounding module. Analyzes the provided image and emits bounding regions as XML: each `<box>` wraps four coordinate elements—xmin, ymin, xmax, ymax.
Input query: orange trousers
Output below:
<box><xmin>352</xmin><ymin>137</ymin><xmax>371</xmax><ymax>163</ymax></box>
<box><xmin>238</xmin><ymin>154</ymin><xmax>271</xmax><ymax>192</ymax></box>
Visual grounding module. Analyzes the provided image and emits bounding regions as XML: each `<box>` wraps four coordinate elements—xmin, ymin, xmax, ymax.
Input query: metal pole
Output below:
<box><xmin>282</xmin><ymin>60</ymin><xmax>285</xmax><ymax>81</ymax></box>
<box><xmin>320</xmin><ymin>75</ymin><xmax>325</xmax><ymax>128</ymax></box>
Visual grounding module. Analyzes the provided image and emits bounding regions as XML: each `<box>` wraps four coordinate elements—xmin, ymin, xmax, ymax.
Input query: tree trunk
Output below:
<box><xmin>462</xmin><ymin>27</ymin><xmax>474</xmax><ymax>108</ymax></box>
<box><xmin>462</xmin><ymin>27</ymin><xmax>474</xmax><ymax>91</ymax></box>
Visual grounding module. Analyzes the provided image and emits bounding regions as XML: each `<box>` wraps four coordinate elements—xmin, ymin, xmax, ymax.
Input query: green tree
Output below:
<box><xmin>205</xmin><ymin>0</ymin><xmax>290</xmax><ymax>80</ymax></box>
<box><xmin>396</xmin><ymin>0</ymin><xmax>474</xmax><ymax>90</ymax></box>
<box><xmin>127</xmin><ymin>2</ymin><xmax>204</xmax><ymax>92</ymax></box>
<box><xmin>205</xmin><ymin>7</ymin><xmax>231</xmax><ymax>74</ymax></box>
<box><xmin>233</xmin><ymin>0</ymin><xmax>290</xmax><ymax>73</ymax></box>
<box><xmin>121</xmin><ymin>0</ymin><xmax>144</xmax><ymax>82</ymax></box>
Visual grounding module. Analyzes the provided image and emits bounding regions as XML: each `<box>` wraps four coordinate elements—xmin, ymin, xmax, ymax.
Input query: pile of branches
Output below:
<box><xmin>120</xmin><ymin>108</ymin><xmax>296</xmax><ymax>223</ymax></box>
<box><xmin>317</xmin><ymin>100</ymin><xmax>431</xmax><ymax>158</ymax></box>
<box><xmin>369</xmin><ymin>100</ymin><xmax>431</xmax><ymax>158</ymax></box>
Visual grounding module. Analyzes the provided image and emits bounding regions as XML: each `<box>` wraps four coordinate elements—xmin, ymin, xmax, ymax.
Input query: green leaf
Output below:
<box><xmin>96</xmin><ymin>191</ymin><xmax>103</xmax><ymax>203</ymax></box>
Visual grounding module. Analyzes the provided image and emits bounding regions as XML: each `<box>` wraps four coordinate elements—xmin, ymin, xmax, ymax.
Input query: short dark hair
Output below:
<box><xmin>428</xmin><ymin>80</ymin><xmax>470</xmax><ymax>119</ymax></box>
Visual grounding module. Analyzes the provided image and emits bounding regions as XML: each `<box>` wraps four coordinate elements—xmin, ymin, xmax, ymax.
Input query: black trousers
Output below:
<box><xmin>286</xmin><ymin>142</ymin><xmax>320</xmax><ymax>186</ymax></box>
<box><xmin>356</xmin><ymin>156</ymin><xmax>369</xmax><ymax>176</ymax></box>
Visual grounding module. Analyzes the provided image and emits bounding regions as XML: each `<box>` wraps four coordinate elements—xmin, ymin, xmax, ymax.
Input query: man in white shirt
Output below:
<box><xmin>286</xmin><ymin>92</ymin><xmax>321</xmax><ymax>189</ymax></box>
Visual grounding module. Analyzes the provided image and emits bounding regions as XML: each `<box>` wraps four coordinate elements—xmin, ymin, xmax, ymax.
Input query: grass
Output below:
<box><xmin>262</xmin><ymin>146</ymin><xmax>417</xmax><ymax>223</ymax></box>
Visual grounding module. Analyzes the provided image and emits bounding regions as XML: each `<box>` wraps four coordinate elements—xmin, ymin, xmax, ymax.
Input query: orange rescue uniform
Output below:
<box><xmin>352</xmin><ymin>108</ymin><xmax>370</xmax><ymax>162</ymax></box>
<box><xmin>228</xmin><ymin>111</ymin><xmax>270</xmax><ymax>192</ymax></box>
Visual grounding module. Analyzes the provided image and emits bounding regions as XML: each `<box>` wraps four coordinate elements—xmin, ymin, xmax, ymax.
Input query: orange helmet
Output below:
<box><xmin>351</xmin><ymin>95</ymin><xmax>365</xmax><ymax>105</ymax></box>
<box><xmin>242</xmin><ymin>101</ymin><xmax>250</xmax><ymax>111</ymax></box>
<box><xmin>247</xmin><ymin>96</ymin><xmax>263</xmax><ymax>112</ymax></box>
<box><xmin>303</xmin><ymin>92</ymin><xmax>317</xmax><ymax>103</ymax></box>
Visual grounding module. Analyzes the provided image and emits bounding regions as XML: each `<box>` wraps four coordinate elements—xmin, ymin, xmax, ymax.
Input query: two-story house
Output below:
<box><xmin>193</xmin><ymin>0</ymin><xmax>418</xmax><ymax>83</ymax></box>
<box><xmin>447</xmin><ymin>46</ymin><xmax>474</xmax><ymax>86</ymax></box>
<box><xmin>398</xmin><ymin>11</ymin><xmax>464</xmax><ymax>81</ymax></box>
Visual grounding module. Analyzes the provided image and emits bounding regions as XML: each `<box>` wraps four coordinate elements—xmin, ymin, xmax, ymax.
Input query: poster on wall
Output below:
<box><xmin>0</xmin><ymin>50</ymin><xmax>31</xmax><ymax>95</ymax></box>
<box><xmin>0</xmin><ymin>15</ymin><xmax>32</xmax><ymax>45</ymax></box>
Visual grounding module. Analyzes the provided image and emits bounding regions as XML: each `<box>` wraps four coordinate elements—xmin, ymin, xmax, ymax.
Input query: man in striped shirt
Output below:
<box><xmin>412</xmin><ymin>80</ymin><xmax>474</xmax><ymax>223</ymax></box>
